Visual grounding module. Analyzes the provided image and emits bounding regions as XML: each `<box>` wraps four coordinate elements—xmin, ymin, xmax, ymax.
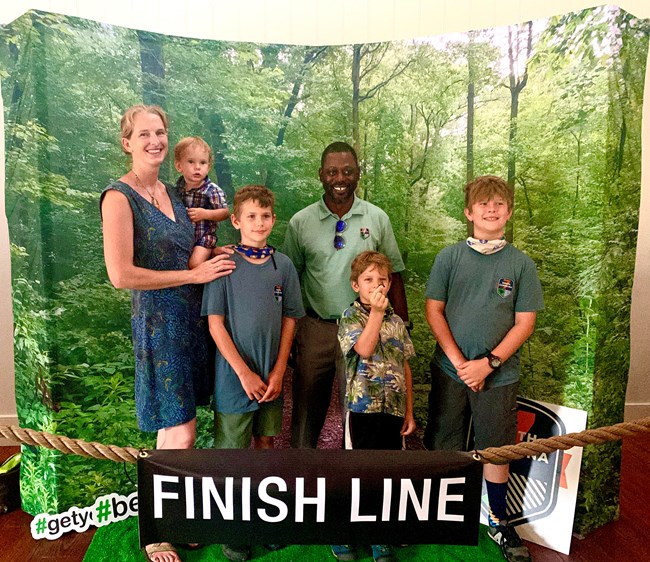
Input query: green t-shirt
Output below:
<box><xmin>425</xmin><ymin>241</ymin><xmax>544</xmax><ymax>388</ymax></box>
<box><xmin>283</xmin><ymin>195</ymin><xmax>405</xmax><ymax>320</ymax></box>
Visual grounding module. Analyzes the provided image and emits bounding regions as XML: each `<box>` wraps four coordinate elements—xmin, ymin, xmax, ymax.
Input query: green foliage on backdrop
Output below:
<box><xmin>1</xmin><ymin>8</ymin><xmax>647</xmax><ymax>533</ymax></box>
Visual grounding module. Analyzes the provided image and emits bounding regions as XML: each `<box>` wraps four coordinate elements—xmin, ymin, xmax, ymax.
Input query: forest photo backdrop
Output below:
<box><xmin>1</xmin><ymin>6</ymin><xmax>648</xmax><ymax>534</ymax></box>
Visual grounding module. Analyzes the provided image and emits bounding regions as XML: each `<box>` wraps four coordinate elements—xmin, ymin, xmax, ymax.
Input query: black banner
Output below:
<box><xmin>137</xmin><ymin>449</ymin><xmax>482</xmax><ymax>546</ymax></box>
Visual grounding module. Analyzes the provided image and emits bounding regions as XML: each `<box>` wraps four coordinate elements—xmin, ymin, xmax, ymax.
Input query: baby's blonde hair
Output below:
<box><xmin>174</xmin><ymin>136</ymin><xmax>214</xmax><ymax>167</ymax></box>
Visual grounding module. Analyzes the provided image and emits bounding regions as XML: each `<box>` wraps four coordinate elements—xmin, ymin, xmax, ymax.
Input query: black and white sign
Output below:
<box><xmin>138</xmin><ymin>449</ymin><xmax>482</xmax><ymax>546</ymax></box>
<box><xmin>479</xmin><ymin>398</ymin><xmax>587</xmax><ymax>554</ymax></box>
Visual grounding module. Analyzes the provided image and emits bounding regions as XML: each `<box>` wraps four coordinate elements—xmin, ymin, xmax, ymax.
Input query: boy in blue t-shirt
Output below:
<box><xmin>424</xmin><ymin>175</ymin><xmax>543</xmax><ymax>562</ymax></box>
<box><xmin>201</xmin><ymin>185</ymin><xmax>304</xmax><ymax>562</ymax></box>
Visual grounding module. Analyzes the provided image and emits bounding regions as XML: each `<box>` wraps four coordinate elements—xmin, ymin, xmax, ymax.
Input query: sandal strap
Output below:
<box><xmin>145</xmin><ymin>543</ymin><xmax>179</xmax><ymax>555</ymax></box>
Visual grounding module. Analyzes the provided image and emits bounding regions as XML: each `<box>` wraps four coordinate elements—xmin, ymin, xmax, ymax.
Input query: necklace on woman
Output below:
<box><xmin>133</xmin><ymin>171</ymin><xmax>161</xmax><ymax>210</ymax></box>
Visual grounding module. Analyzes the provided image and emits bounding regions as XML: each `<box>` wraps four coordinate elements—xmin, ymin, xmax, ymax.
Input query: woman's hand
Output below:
<box><xmin>213</xmin><ymin>245</ymin><xmax>235</xmax><ymax>256</ymax></box>
<box><xmin>190</xmin><ymin>253</ymin><xmax>236</xmax><ymax>284</ymax></box>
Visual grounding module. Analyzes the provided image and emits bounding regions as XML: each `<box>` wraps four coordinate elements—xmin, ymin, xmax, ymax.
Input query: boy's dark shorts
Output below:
<box><xmin>346</xmin><ymin>411</ymin><xmax>404</xmax><ymax>451</ymax></box>
<box><xmin>424</xmin><ymin>361</ymin><xmax>518</xmax><ymax>452</ymax></box>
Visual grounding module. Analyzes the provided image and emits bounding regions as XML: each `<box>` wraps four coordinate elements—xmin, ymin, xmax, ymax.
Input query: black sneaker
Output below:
<box><xmin>330</xmin><ymin>544</ymin><xmax>356</xmax><ymax>561</ymax></box>
<box><xmin>371</xmin><ymin>544</ymin><xmax>396</xmax><ymax>562</ymax></box>
<box><xmin>221</xmin><ymin>544</ymin><xmax>251</xmax><ymax>562</ymax></box>
<box><xmin>487</xmin><ymin>522</ymin><xmax>532</xmax><ymax>562</ymax></box>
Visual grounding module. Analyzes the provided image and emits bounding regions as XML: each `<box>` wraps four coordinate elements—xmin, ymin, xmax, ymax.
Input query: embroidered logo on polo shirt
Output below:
<box><xmin>497</xmin><ymin>278</ymin><xmax>514</xmax><ymax>298</ymax></box>
<box><xmin>360</xmin><ymin>227</ymin><xmax>370</xmax><ymax>239</ymax></box>
<box><xmin>274</xmin><ymin>285</ymin><xmax>283</xmax><ymax>302</ymax></box>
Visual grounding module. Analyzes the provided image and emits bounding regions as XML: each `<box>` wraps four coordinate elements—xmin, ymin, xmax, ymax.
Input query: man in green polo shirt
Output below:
<box><xmin>283</xmin><ymin>141</ymin><xmax>408</xmax><ymax>448</ymax></box>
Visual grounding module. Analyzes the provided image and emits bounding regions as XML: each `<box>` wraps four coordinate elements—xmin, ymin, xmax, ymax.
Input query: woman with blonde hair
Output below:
<box><xmin>101</xmin><ymin>105</ymin><xmax>235</xmax><ymax>562</ymax></box>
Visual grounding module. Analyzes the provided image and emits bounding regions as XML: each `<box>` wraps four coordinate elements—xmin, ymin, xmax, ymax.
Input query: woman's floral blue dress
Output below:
<box><xmin>102</xmin><ymin>181</ymin><xmax>212</xmax><ymax>432</ymax></box>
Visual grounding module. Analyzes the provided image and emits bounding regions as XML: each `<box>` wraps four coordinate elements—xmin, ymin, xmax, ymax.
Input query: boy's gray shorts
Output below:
<box><xmin>424</xmin><ymin>362</ymin><xmax>518</xmax><ymax>451</ymax></box>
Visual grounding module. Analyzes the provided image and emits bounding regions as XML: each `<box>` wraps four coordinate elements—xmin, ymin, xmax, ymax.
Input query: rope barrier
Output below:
<box><xmin>2</xmin><ymin>416</ymin><xmax>650</xmax><ymax>465</ymax></box>
<box><xmin>474</xmin><ymin>416</ymin><xmax>650</xmax><ymax>464</ymax></box>
<box><xmin>0</xmin><ymin>425</ymin><xmax>139</xmax><ymax>463</ymax></box>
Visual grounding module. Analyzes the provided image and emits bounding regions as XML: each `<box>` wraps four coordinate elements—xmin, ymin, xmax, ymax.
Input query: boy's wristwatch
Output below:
<box><xmin>487</xmin><ymin>353</ymin><xmax>502</xmax><ymax>370</ymax></box>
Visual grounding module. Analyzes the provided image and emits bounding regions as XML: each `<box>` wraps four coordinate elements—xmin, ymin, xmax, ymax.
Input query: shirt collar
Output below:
<box><xmin>317</xmin><ymin>194</ymin><xmax>364</xmax><ymax>221</ymax></box>
<box><xmin>177</xmin><ymin>176</ymin><xmax>210</xmax><ymax>192</ymax></box>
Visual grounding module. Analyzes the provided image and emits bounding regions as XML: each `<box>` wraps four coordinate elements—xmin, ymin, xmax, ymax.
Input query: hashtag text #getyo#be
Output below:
<box><xmin>30</xmin><ymin>492</ymin><xmax>138</xmax><ymax>540</ymax></box>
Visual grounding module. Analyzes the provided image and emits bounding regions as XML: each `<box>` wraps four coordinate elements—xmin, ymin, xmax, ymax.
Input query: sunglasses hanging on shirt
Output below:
<box><xmin>334</xmin><ymin>219</ymin><xmax>347</xmax><ymax>250</ymax></box>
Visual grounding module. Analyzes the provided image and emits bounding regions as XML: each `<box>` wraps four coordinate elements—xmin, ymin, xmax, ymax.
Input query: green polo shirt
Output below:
<box><xmin>283</xmin><ymin>195</ymin><xmax>405</xmax><ymax>320</ymax></box>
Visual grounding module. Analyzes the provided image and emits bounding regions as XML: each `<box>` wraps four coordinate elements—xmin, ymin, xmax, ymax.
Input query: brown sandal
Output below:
<box><xmin>141</xmin><ymin>542</ymin><xmax>181</xmax><ymax>562</ymax></box>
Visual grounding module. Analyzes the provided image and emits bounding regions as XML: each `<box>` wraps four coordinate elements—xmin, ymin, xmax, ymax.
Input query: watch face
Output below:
<box><xmin>489</xmin><ymin>355</ymin><xmax>502</xmax><ymax>369</ymax></box>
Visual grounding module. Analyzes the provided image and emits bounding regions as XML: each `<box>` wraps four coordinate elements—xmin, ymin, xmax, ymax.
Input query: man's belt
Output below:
<box><xmin>305</xmin><ymin>308</ymin><xmax>339</xmax><ymax>324</ymax></box>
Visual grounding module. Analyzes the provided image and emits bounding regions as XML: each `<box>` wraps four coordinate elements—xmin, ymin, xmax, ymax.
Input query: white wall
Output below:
<box><xmin>0</xmin><ymin>74</ymin><xmax>16</xmax><ymax>444</ymax></box>
<box><xmin>625</xmin><ymin>44</ymin><xmax>650</xmax><ymax>420</ymax></box>
<box><xmin>1</xmin><ymin>1</ymin><xmax>649</xmax><ymax>446</ymax></box>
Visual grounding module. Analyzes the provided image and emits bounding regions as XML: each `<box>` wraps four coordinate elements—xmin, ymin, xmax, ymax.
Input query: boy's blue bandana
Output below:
<box><xmin>234</xmin><ymin>243</ymin><xmax>275</xmax><ymax>259</ymax></box>
<box><xmin>466</xmin><ymin>237</ymin><xmax>507</xmax><ymax>255</ymax></box>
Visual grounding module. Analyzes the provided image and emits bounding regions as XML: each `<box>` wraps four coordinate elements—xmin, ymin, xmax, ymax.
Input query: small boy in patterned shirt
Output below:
<box><xmin>332</xmin><ymin>250</ymin><xmax>415</xmax><ymax>562</ymax></box>
<box><xmin>175</xmin><ymin>136</ymin><xmax>230</xmax><ymax>268</ymax></box>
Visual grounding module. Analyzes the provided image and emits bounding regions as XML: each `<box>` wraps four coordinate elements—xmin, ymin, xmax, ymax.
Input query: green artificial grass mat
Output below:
<box><xmin>83</xmin><ymin>516</ymin><xmax>507</xmax><ymax>561</ymax></box>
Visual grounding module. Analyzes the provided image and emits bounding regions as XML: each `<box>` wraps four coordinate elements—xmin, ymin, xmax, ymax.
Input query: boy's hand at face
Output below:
<box><xmin>368</xmin><ymin>285</ymin><xmax>389</xmax><ymax>313</ymax></box>
<box><xmin>456</xmin><ymin>359</ymin><xmax>491</xmax><ymax>392</ymax></box>
<box><xmin>187</xmin><ymin>207</ymin><xmax>207</xmax><ymax>222</ymax></box>
<box><xmin>239</xmin><ymin>368</ymin><xmax>268</xmax><ymax>401</ymax></box>
<box><xmin>400</xmin><ymin>414</ymin><xmax>416</xmax><ymax>436</ymax></box>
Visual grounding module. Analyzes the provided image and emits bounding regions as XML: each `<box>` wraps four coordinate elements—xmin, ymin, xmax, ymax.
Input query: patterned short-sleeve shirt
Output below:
<box><xmin>177</xmin><ymin>176</ymin><xmax>228</xmax><ymax>249</ymax></box>
<box><xmin>338</xmin><ymin>300</ymin><xmax>415</xmax><ymax>417</ymax></box>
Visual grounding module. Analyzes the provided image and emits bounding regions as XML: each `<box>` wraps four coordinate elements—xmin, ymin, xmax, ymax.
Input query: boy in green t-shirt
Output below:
<box><xmin>424</xmin><ymin>175</ymin><xmax>544</xmax><ymax>562</ymax></box>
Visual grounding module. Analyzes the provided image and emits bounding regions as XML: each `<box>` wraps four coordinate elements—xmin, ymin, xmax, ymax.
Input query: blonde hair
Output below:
<box><xmin>233</xmin><ymin>185</ymin><xmax>275</xmax><ymax>218</ymax></box>
<box><xmin>464</xmin><ymin>175</ymin><xmax>514</xmax><ymax>210</ymax></box>
<box><xmin>350</xmin><ymin>251</ymin><xmax>393</xmax><ymax>283</ymax></box>
<box><xmin>119</xmin><ymin>105</ymin><xmax>168</xmax><ymax>154</ymax></box>
<box><xmin>174</xmin><ymin>136</ymin><xmax>214</xmax><ymax>167</ymax></box>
